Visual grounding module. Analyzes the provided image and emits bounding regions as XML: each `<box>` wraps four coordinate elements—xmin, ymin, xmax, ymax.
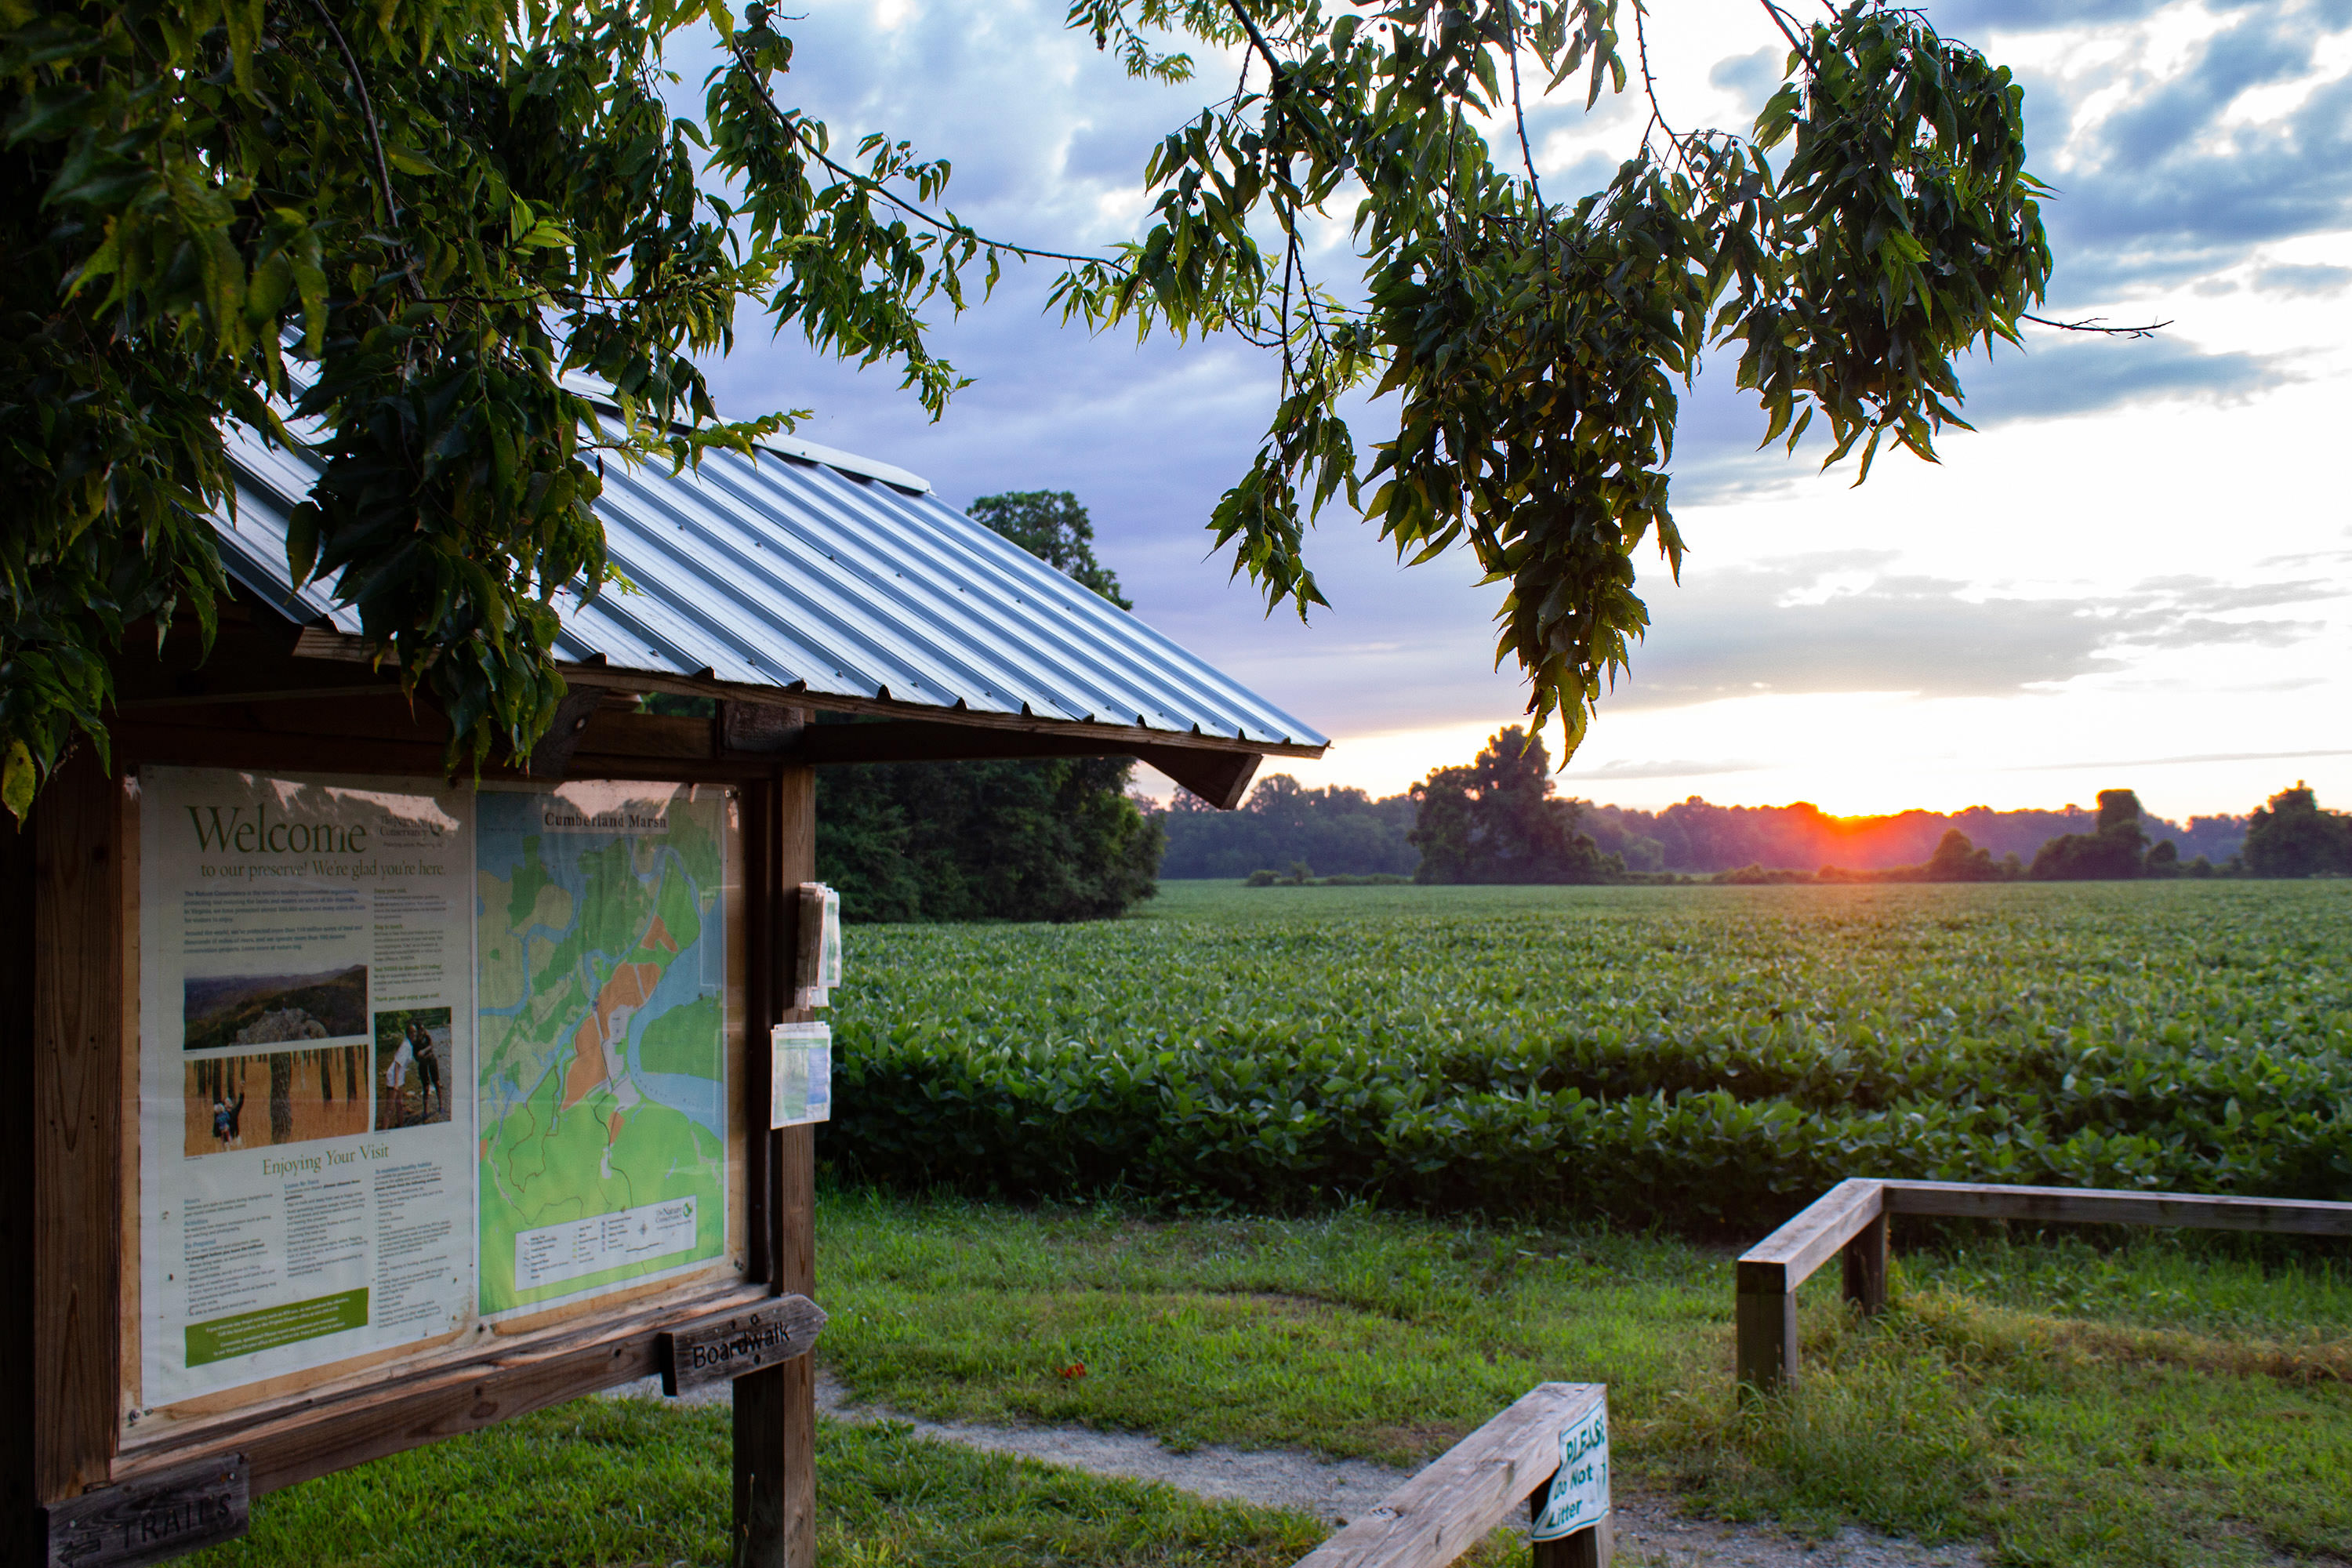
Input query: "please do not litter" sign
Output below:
<box><xmin>1530</xmin><ymin>1400</ymin><xmax>1610</xmax><ymax>1541</ymax></box>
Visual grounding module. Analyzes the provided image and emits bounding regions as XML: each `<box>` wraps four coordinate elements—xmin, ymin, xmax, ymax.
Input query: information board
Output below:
<box><xmin>132</xmin><ymin>768</ymin><xmax>735</xmax><ymax>1412</ymax></box>
<box><xmin>136</xmin><ymin>767</ymin><xmax>477</xmax><ymax>1406</ymax></box>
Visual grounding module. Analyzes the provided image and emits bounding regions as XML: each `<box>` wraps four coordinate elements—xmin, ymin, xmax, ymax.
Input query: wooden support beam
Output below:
<box><xmin>1291</xmin><ymin>1383</ymin><xmax>1604</xmax><ymax>1568</ymax></box>
<box><xmin>33</xmin><ymin>752</ymin><xmax>124</xmax><ymax>1504</ymax></box>
<box><xmin>788</xmin><ymin>718</ymin><xmax>1275</xmax><ymax>808</ymax></box>
<box><xmin>2</xmin><ymin>815</ymin><xmax>37</xmax><ymax>1561</ymax></box>
<box><xmin>735</xmin><ymin>763</ymin><xmax>818</xmax><ymax>1568</ymax></box>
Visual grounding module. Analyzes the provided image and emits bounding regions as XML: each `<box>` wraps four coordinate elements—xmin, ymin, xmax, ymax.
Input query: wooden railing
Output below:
<box><xmin>1294</xmin><ymin>1383</ymin><xmax>1612</xmax><ymax>1568</ymax></box>
<box><xmin>1735</xmin><ymin>1178</ymin><xmax>2352</xmax><ymax>1396</ymax></box>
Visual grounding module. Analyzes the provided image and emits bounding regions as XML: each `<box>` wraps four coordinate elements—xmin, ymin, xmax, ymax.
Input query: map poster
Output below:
<box><xmin>475</xmin><ymin>782</ymin><xmax>731</xmax><ymax>1318</ymax></box>
<box><xmin>136</xmin><ymin>767</ymin><xmax>477</xmax><ymax>1409</ymax></box>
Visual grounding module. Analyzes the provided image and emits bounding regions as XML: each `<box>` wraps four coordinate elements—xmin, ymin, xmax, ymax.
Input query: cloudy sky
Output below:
<box><xmin>685</xmin><ymin>0</ymin><xmax>2352</xmax><ymax>818</ymax></box>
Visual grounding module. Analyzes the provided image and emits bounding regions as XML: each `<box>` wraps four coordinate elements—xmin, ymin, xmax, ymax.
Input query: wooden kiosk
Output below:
<box><xmin>3</xmin><ymin>418</ymin><xmax>1326</xmax><ymax>1566</ymax></box>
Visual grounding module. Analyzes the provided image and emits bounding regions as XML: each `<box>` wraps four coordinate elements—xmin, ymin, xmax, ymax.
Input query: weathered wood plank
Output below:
<box><xmin>575</xmin><ymin>710</ymin><xmax>716</xmax><ymax>760</ymax></box>
<box><xmin>1293</xmin><ymin>1384</ymin><xmax>1604</xmax><ymax>1568</ymax></box>
<box><xmin>42</xmin><ymin>1451</ymin><xmax>246</xmax><ymax>1567</ymax></box>
<box><xmin>1737</xmin><ymin>1179</ymin><xmax>1886</xmax><ymax>1288</ymax></box>
<box><xmin>662</xmin><ymin>1295</ymin><xmax>826</xmax><ymax>1394</ymax></box>
<box><xmin>34</xmin><ymin>752</ymin><xmax>124</xmax><ymax>1503</ymax></box>
<box><xmin>1884</xmin><ymin>1181</ymin><xmax>2352</xmax><ymax>1235</ymax></box>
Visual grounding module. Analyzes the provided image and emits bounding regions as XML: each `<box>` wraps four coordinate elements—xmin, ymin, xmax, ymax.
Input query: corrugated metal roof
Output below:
<box><xmin>212</xmin><ymin>408</ymin><xmax>1326</xmax><ymax>751</ymax></box>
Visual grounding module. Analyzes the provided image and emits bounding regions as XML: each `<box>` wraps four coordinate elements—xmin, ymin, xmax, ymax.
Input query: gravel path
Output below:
<box><xmin>612</xmin><ymin>1374</ymin><xmax>1988</xmax><ymax>1567</ymax></box>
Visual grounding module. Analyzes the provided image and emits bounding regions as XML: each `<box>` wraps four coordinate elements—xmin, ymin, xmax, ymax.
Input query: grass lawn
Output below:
<box><xmin>191</xmin><ymin>1192</ymin><xmax>2350</xmax><ymax>1568</ymax></box>
<box><xmin>191</xmin><ymin>1398</ymin><xmax>1326</xmax><ymax>1568</ymax></box>
<box><xmin>815</xmin><ymin>1191</ymin><xmax>2352</xmax><ymax>1568</ymax></box>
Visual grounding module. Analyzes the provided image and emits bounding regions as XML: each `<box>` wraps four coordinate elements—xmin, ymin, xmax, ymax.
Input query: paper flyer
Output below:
<box><xmin>136</xmin><ymin>766</ymin><xmax>477</xmax><ymax>1408</ymax></box>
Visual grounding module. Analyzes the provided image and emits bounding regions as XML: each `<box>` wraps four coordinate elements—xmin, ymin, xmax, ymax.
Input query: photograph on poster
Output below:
<box><xmin>181</xmin><ymin>963</ymin><xmax>368</xmax><ymax>1051</ymax></box>
<box><xmin>180</xmin><ymin>1049</ymin><xmax>372</xmax><ymax>1156</ymax></box>
<box><xmin>374</xmin><ymin>1007</ymin><xmax>453</xmax><ymax>1129</ymax></box>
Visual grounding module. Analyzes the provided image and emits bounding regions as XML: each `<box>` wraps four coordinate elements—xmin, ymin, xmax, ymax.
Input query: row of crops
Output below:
<box><xmin>823</xmin><ymin>881</ymin><xmax>2352</xmax><ymax>1230</ymax></box>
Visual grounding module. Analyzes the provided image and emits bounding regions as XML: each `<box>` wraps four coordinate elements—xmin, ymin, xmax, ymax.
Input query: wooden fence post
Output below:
<box><xmin>1530</xmin><ymin>1503</ymin><xmax>1612</xmax><ymax>1568</ymax></box>
<box><xmin>1842</xmin><ymin>1212</ymin><xmax>1888</xmax><ymax>1316</ymax></box>
<box><xmin>1733</xmin><ymin>1260</ymin><xmax>1795</xmax><ymax>1401</ymax></box>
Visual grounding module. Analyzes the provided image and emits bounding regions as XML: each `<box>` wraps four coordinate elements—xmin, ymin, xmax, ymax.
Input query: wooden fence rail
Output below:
<box><xmin>1735</xmin><ymin>1178</ymin><xmax>2352</xmax><ymax>1397</ymax></box>
<box><xmin>1293</xmin><ymin>1383</ymin><xmax>1611</xmax><ymax>1568</ymax></box>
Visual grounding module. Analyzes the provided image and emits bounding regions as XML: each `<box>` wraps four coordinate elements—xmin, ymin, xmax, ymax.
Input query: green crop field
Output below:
<box><xmin>830</xmin><ymin>880</ymin><xmax>2352</xmax><ymax>1228</ymax></box>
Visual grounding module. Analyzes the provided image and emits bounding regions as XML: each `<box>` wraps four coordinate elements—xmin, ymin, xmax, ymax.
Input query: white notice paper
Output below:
<box><xmin>136</xmin><ymin>766</ymin><xmax>478</xmax><ymax>1409</ymax></box>
<box><xmin>771</xmin><ymin>1022</ymin><xmax>832</xmax><ymax>1128</ymax></box>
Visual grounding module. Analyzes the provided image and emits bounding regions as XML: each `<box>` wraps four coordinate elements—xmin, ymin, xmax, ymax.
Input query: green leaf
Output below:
<box><xmin>2</xmin><ymin>741</ymin><xmax>34</xmax><ymax>826</ymax></box>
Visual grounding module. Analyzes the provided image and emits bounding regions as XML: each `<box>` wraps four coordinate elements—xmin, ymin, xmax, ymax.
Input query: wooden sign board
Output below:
<box><xmin>659</xmin><ymin>1294</ymin><xmax>828</xmax><ymax>1395</ymax></box>
<box><xmin>44</xmin><ymin>1454</ymin><xmax>249</xmax><ymax>1568</ymax></box>
<box><xmin>120</xmin><ymin>769</ymin><xmax>753</xmax><ymax>1427</ymax></box>
<box><xmin>17</xmin><ymin>742</ymin><xmax>826</xmax><ymax>1563</ymax></box>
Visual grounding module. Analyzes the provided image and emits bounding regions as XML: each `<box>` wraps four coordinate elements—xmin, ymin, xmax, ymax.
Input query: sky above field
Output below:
<box><xmin>690</xmin><ymin>0</ymin><xmax>2352</xmax><ymax>818</ymax></box>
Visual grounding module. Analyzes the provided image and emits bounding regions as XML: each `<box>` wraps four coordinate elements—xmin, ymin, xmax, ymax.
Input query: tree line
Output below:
<box><xmin>1159</xmin><ymin>728</ymin><xmax>2349</xmax><ymax>885</ymax></box>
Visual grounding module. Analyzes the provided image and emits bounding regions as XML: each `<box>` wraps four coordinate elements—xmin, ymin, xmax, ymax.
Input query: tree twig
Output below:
<box><xmin>2022</xmin><ymin>312</ymin><xmax>2170</xmax><ymax>338</ymax></box>
<box><xmin>1756</xmin><ymin>0</ymin><xmax>1813</xmax><ymax>64</ymax></box>
<box><xmin>1218</xmin><ymin>0</ymin><xmax>1287</xmax><ymax>93</ymax></box>
<box><xmin>1500</xmin><ymin>0</ymin><xmax>1547</xmax><ymax>210</ymax></box>
<box><xmin>306</xmin><ymin>0</ymin><xmax>403</xmax><ymax>238</ymax></box>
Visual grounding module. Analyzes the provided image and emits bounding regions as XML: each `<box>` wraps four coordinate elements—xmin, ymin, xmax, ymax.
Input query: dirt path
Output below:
<box><xmin>612</xmin><ymin>1374</ymin><xmax>1987</xmax><ymax>1567</ymax></box>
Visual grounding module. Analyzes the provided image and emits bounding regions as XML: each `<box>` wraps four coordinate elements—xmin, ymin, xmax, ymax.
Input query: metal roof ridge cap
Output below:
<box><xmin>564</xmin><ymin>372</ymin><xmax>931</xmax><ymax>494</ymax></box>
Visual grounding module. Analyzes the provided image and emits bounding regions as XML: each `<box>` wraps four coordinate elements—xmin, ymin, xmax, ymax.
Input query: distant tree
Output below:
<box><xmin>1920</xmin><ymin>828</ymin><xmax>2003</xmax><ymax>881</ymax></box>
<box><xmin>2242</xmin><ymin>782</ymin><xmax>2352</xmax><ymax>878</ymax></box>
<box><xmin>818</xmin><ymin>490</ymin><xmax>1160</xmax><ymax>920</ymax></box>
<box><xmin>965</xmin><ymin>492</ymin><xmax>1131</xmax><ymax>609</ymax></box>
<box><xmin>2029</xmin><ymin>789</ymin><xmax>2151</xmax><ymax>880</ymax></box>
<box><xmin>1410</xmin><ymin>728</ymin><xmax>1617</xmax><ymax>884</ymax></box>
<box><xmin>817</xmin><ymin>755</ymin><xmax>1161</xmax><ymax>922</ymax></box>
<box><xmin>1817</xmin><ymin>827</ymin><xmax>2017</xmax><ymax>883</ymax></box>
<box><xmin>1158</xmin><ymin>774</ymin><xmax>1418</xmax><ymax>879</ymax></box>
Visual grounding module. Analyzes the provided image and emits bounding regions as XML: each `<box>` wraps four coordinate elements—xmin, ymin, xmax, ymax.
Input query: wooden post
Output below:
<box><xmin>735</xmin><ymin>760</ymin><xmax>817</xmax><ymax>1568</ymax></box>
<box><xmin>1733</xmin><ymin>1260</ymin><xmax>1795</xmax><ymax>1402</ymax></box>
<box><xmin>1530</xmin><ymin>1489</ymin><xmax>1612</xmax><ymax>1568</ymax></box>
<box><xmin>31</xmin><ymin>753</ymin><xmax>125</xmax><ymax>1506</ymax></box>
<box><xmin>1841</xmin><ymin>1211</ymin><xmax>1889</xmax><ymax>1316</ymax></box>
<box><xmin>2</xmin><ymin>810</ymin><xmax>37</xmax><ymax>1563</ymax></box>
